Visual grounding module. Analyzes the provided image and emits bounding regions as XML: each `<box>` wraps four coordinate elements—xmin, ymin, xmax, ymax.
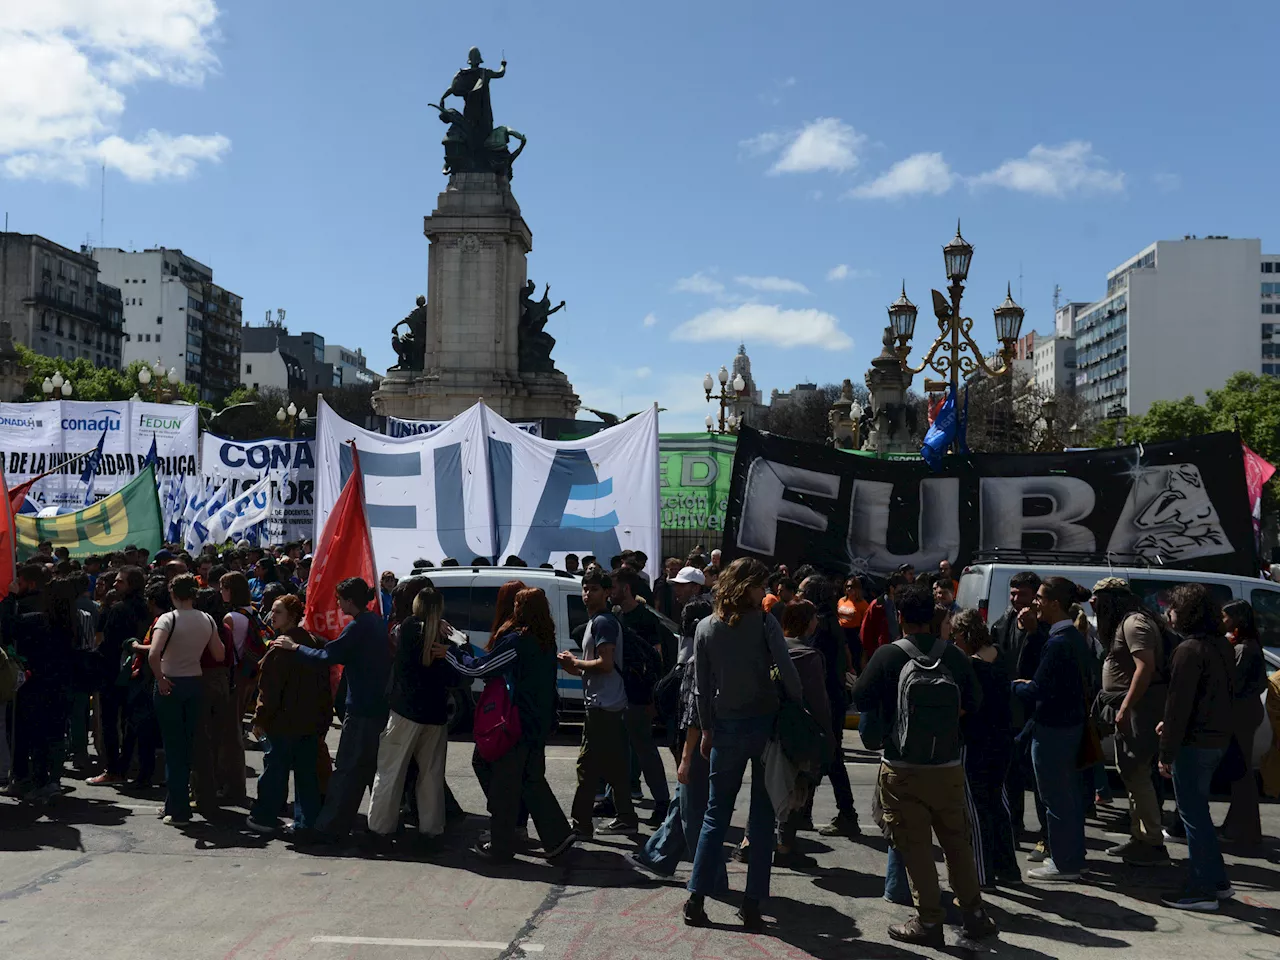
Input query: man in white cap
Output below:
<box><xmin>669</xmin><ymin>566</ymin><xmax>705</xmax><ymax>637</ymax></box>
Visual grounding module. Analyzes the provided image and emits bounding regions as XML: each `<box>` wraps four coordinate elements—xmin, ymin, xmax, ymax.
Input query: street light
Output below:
<box><xmin>887</xmin><ymin>222</ymin><xmax>1023</xmax><ymax>452</ymax></box>
<box><xmin>703</xmin><ymin>363</ymin><xmax>745</xmax><ymax>434</ymax></box>
<box><xmin>137</xmin><ymin>361</ymin><xmax>179</xmax><ymax>402</ymax></box>
<box><xmin>278</xmin><ymin>401</ymin><xmax>302</xmax><ymax>438</ymax></box>
<box><xmin>1107</xmin><ymin>403</ymin><xmax>1127</xmax><ymax>447</ymax></box>
<box><xmin>43</xmin><ymin>371</ymin><xmax>72</xmax><ymax>397</ymax></box>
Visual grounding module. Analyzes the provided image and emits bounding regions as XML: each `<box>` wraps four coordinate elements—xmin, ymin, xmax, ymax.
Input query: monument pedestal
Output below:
<box><xmin>372</xmin><ymin>172</ymin><xmax>579</xmax><ymax>421</ymax></box>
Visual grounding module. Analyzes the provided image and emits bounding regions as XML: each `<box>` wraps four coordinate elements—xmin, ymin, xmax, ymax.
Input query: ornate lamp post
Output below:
<box><xmin>1107</xmin><ymin>403</ymin><xmax>1127</xmax><ymax>447</ymax></box>
<box><xmin>276</xmin><ymin>401</ymin><xmax>308</xmax><ymax>438</ymax></box>
<box><xmin>138</xmin><ymin>361</ymin><xmax>180</xmax><ymax>403</ymax></box>
<box><xmin>42</xmin><ymin>371</ymin><xmax>73</xmax><ymax>398</ymax></box>
<box><xmin>1037</xmin><ymin>395</ymin><xmax>1060</xmax><ymax>452</ymax></box>
<box><xmin>888</xmin><ymin>223</ymin><xmax>1025</xmax><ymax>451</ymax></box>
<box><xmin>703</xmin><ymin>365</ymin><xmax>745</xmax><ymax>435</ymax></box>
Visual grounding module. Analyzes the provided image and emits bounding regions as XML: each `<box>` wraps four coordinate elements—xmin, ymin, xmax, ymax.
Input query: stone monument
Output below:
<box><xmin>863</xmin><ymin>326</ymin><xmax>918</xmax><ymax>454</ymax></box>
<box><xmin>373</xmin><ymin>47</ymin><xmax>579</xmax><ymax>420</ymax></box>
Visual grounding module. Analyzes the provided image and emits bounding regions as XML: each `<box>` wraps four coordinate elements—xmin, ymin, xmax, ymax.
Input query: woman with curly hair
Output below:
<box><xmin>684</xmin><ymin>557</ymin><xmax>802</xmax><ymax>933</ymax></box>
<box><xmin>1158</xmin><ymin>582</ymin><xmax>1236</xmax><ymax>911</ymax></box>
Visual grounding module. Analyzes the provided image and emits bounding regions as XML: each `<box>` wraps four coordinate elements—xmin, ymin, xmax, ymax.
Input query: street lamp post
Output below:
<box><xmin>887</xmin><ymin>223</ymin><xmax>1025</xmax><ymax>452</ymax></box>
<box><xmin>42</xmin><ymin>371</ymin><xmax>73</xmax><ymax>398</ymax></box>
<box><xmin>138</xmin><ymin>361</ymin><xmax>181</xmax><ymax>403</ymax></box>
<box><xmin>276</xmin><ymin>401</ymin><xmax>308</xmax><ymax>438</ymax></box>
<box><xmin>703</xmin><ymin>365</ymin><xmax>745</xmax><ymax>435</ymax></box>
<box><xmin>1107</xmin><ymin>404</ymin><xmax>1127</xmax><ymax>447</ymax></box>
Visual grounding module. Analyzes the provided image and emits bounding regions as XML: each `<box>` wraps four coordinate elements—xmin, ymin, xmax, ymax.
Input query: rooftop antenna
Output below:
<box><xmin>1053</xmin><ymin>284</ymin><xmax>1061</xmax><ymax>313</ymax></box>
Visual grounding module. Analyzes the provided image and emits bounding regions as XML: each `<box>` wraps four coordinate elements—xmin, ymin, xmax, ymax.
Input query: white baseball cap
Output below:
<box><xmin>672</xmin><ymin>566</ymin><xmax>706</xmax><ymax>585</ymax></box>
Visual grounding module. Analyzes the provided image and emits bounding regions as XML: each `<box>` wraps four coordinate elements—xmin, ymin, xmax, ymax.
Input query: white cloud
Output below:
<box><xmin>848</xmin><ymin>152</ymin><xmax>955</xmax><ymax>200</ymax></box>
<box><xmin>970</xmin><ymin>141</ymin><xmax>1124</xmax><ymax>197</ymax></box>
<box><xmin>0</xmin><ymin>0</ymin><xmax>229</xmax><ymax>183</ymax></box>
<box><xmin>641</xmin><ymin>312</ymin><xmax>658</xmax><ymax>328</ymax></box>
<box><xmin>744</xmin><ymin>118</ymin><xmax>866</xmax><ymax>175</ymax></box>
<box><xmin>735</xmin><ymin>275</ymin><xmax>810</xmax><ymax>295</ymax></box>
<box><xmin>674</xmin><ymin>272</ymin><xmax>725</xmax><ymax>296</ymax></box>
<box><xmin>826</xmin><ymin>264</ymin><xmax>876</xmax><ymax>282</ymax></box>
<box><xmin>672</xmin><ymin>304</ymin><xmax>852</xmax><ymax>349</ymax></box>
<box><xmin>635</xmin><ymin>366</ymin><xmax>652</xmax><ymax>380</ymax></box>
<box><xmin>827</xmin><ymin>264</ymin><xmax>850</xmax><ymax>281</ymax></box>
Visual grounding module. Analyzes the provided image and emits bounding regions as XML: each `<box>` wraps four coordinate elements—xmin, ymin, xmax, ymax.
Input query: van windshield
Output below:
<box><xmin>956</xmin><ymin>571</ymin><xmax>985</xmax><ymax>611</ymax></box>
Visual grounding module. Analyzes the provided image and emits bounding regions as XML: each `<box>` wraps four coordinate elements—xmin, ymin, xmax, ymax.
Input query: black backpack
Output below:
<box><xmin>613</xmin><ymin>620</ymin><xmax>663</xmax><ymax>706</ymax></box>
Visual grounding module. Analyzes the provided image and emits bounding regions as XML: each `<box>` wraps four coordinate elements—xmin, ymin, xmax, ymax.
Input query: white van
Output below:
<box><xmin>957</xmin><ymin>560</ymin><xmax>1280</xmax><ymax>765</ymax></box>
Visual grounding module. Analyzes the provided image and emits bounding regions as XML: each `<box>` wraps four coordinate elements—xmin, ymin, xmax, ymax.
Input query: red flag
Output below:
<box><xmin>0</xmin><ymin>470</ymin><xmax>14</xmax><ymax>599</ymax></box>
<box><xmin>8</xmin><ymin>478</ymin><xmax>32</xmax><ymax>516</ymax></box>
<box><xmin>303</xmin><ymin>443</ymin><xmax>378</xmax><ymax>641</ymax></box>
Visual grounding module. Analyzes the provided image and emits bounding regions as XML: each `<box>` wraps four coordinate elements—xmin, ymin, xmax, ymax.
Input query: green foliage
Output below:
<box><xmin>1123</xmin><ymin>396</ymin><xmax>1214</xmax><ymax>446</ymax></box>
<box><xmin>1125</xmin><ymin>372</ymin><xmax>1280</xmax><ymax>463</ymax></box>
<box><xmin>15</xmin><ymin>345</ymin><xmax>199</xmax><ymax>404</ymax></box>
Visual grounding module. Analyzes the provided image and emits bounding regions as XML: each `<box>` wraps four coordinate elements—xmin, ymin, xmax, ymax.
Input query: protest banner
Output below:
<box><xmin>724</xmin><ymin>426</ymin><xmax>1257</xmax><ymax>577</ymax></box>
<box><xmin>0</xmin><ymin>401</ymin><xmax>197</xmax><ymax>510</ymax></box>
<box><xmin>660</xmin><ymin>433</ymin><xmax>736</xmax><ymax>533</ymax></box>
<box><xmin>316</xmin><ymin>399</ymin><xmax>660</xmax><ymax>577</ymax></box>
<box><xmin>16</xmin><ymin>464</ymin><xmax>164</xmax><ymax>559</ymax></box>
<box><xmin>200</xmin><ymin>433</ymin><xmax>315</xmax><ymax>542</ymax></box>
<box><xmin>386</xmin><ymin>416</ymin><xmax>541</xmax><ymax>439</ymax></box>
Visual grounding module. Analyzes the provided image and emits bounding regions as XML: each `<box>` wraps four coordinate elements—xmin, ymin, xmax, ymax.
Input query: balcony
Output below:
<box><xmin>25</xmin><ymin>293</ymin><xmax>108</xmax><ymax>327</ymax></box>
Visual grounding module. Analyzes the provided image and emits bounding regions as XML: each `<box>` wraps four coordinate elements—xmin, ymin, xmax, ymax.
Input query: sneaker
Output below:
<box><xmin>1122</xmin><ymin>844</ymin><xmax>1171</xmax><ymax>867</ymax></box>
<box><xmin>732</xmin><ymin>843</ymin><xmax>750</xmax><ymax>864</ymax></box>
<box><xmin>1105</xmin><ymin>839</ymin><xmax>1141</xmax><ymax>858</ymax></box>
<box><xmin>1161</xmin><ymin>891</ymin><xmax>1218</xmax><ymax>912</ymax></box>
<box><xmin>962</xmin><ymin>909</ymin><xmax>999</xmax><ymax>940</ymax></box>
<box><xmin>86</xmin><ymin>772</ymin><xmax>125</xmax><ymax>786</ymax></box>
<box><xmin>1164</xmin><ymin>819</ymin><xmax>1187</xmax><ymax>840</ymax></box>
<box><xmin>470</xmin><ymin>840</ymin><xmax>513</xmax><ymax>863</ymax></box>
<box><xmin>1027</xmin><ymin>860</ymin><xmax>1081</xmax><ymax>882</ymax></box>
<box><xmin>23</xmin><ymin>782</ymin><xmax>60</xmax><ymax>802</ymax></box>
<box><xmin>598</xmin><ymin>818</ymin><xmax>638</xmax><ymax>836</ymax></box>
<box><xmin>571</xmin><ymin>821</ymin><xmax>593</xmax><ymax>841</ymax></box>
<box><xmin>624</xmin><ymin>850</ymin><xmax>671</xmax><ymax>878</ymax></box>
<box><xmin>683</xmin><ymin>895</ymin><xmax>709</xmax><ymax>927</ymax></box>
<box><xmin>818</xmin><ymin>811</ymin><xmax>861</xmax><ymax>838</ymax></box>
<box><xmin>994</xmin><ymin>869</ymin><xmax>1023</xmax><ymax>886</ymax></box>
<box><xmin>887</xmin><ymin>918</ymin><xmax>944</xmax><ymax>948</ymax></box>
<box><xmin>245</xmin><ymin>816</ymin><xmax>275</xmax><ymax>834</ymax></box>
<box><xmin>161</xmin><ymin>814</ymin><xmax>192</xmax><ymax>826</ymax></box>
<box><xmin>1027</xmin><ymin>840</ymin><xmax>1048</xmax><ymax>862</ymax></box>
<box><xmin>543</xmin><ymin>833</ymin><xmax>579</xmax><ymax>861</ymax></box>
<box><xmin>1216</xmin><ymin>883</ymin><xmax>1237</xmax><ymax>901</ymax></box>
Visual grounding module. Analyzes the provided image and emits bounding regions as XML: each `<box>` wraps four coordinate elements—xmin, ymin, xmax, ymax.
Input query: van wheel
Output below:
<box><xmin>446</xmin><ymin>687</ymin><xmax>473</xmax><ymax>733</ymax></box>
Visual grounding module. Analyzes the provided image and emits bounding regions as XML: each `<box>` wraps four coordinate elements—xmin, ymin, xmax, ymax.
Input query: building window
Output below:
<box><xmin>245</xmin><ymin>363</ymin><xmax>252</xmax><ymax>374</ymax></box>
<box><xmin>155</xmin><ymin>334</ymin><xmax>161</xmax><ymax>343</ymax></box>
<box><xmin>157</xmin><ymin>316</ymin><xmax>163</xmax><ymax>324</ymax></box>
<box><xmin>1265</xmin><ymin>263</ymin><xmax>1274</xmax><ymax>274</ymax></box>
<box><xmin>145</xmin><ymin>333</ymin><xmax>151</xmax><ymax>342</ymax></box>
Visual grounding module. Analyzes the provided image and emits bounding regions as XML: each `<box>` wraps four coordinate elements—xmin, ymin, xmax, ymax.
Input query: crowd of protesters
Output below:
<box><xmin>1</xmin><ymin>538</ymin><xmax>1279</xmax><ymax>944</ymax></box>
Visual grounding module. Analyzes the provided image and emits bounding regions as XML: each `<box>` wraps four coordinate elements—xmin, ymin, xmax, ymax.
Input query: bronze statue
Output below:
<box><xmin>434</xmin><ymin>48</ymin><xmax>526</xmax><ymax>178</ymax></box>
<box><xmin>517</xmin><ymin>280</ymin><xmax>565</xmax><ymax>374</ymax></box>
<box><xmin>391</xmin><ymin>295</ymin><xmax>428</xmax><ymax>371</ymax></box>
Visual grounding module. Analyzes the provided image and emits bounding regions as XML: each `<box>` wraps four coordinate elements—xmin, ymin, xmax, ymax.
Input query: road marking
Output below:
<box><xmin>312</xmin><ymin>936</ymin><xmax>544</xmax><ymax>952</ymax></box>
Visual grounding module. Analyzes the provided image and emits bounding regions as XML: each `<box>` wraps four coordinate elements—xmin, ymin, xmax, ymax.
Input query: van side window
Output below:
<box><xmin>1250</xmin><ymin>588</ymin><xmax>1280</xmax><ymax>647</ymax></box>
<box><xmin>436</xmin><ymin>587</ymin><xmax>472</xmax><ymax>631</ymax></box>
<box><xmin>470</xmin><ymin>587</ymin><xmax>500</xmax><ymax>635</ymax></box>
<box><xmin>1130</xmin><ymin>579</ymin><xmax>1232</xmax><ymax>619</ymax></box>
<box><xmin>566</xmin><ymin>594</ymin><xmax>589</xmax><ymax>643</ymax></box>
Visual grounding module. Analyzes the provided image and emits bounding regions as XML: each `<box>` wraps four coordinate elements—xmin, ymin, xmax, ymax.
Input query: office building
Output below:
<box><xmin>325</xmin><ymin>343</ymin><xmax>381</xmax><ymax>388</ymax></box>
<box><xmin>92</xmin><ymin>247</ymin><xmax>242</xmax><ymax>402</ymax></box>
<box><xmin>1072</xmin><ymin>236</ymin><xmax>1276</xmax><ymax>418</ymax></box>
<box><xmin>239</xmin><ymin>314</ymin><xmax>334</xmax><ymax>393</ymax></box>
<box><xmin>1032</xmin><ymin>333</ymin><xmax>1077</xmax><ymax>397</ymax></box>
<box><xmin>0</xmin><ymin>233</ymin><xmax>124</xmax><ymax>368</ymax></box>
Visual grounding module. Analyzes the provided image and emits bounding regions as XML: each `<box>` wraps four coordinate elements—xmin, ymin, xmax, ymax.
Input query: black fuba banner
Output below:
<box><xmin>723</xmin><ymin>427</ymin><xmax>1257</xmax><ymax>577</ymax></box>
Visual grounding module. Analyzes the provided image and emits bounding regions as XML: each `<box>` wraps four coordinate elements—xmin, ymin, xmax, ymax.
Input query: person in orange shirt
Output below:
<box><xmin>762</xmin><ymin>575</ymin><xmax>797</xmax><ymax>622</ymax></box>
<box><xmin>837</xmin><ymin>576</ymin><xmax>869</xmax><ymax>631</ymax></box>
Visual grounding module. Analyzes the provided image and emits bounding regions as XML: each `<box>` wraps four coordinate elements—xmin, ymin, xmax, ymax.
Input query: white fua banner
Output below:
<box><xmin>317</xmin><ymin>399</ymin><xmax>660</xmax><ymax>576</ymax></box>
<box><xmin>386</xmin><ymin>415</ymin><xmax>542</xmax><ymax>438</ymax></box>
<box><xmin>0</xmin><ymin>400</ymin><xmax>198</xmax><ymax>509</ymax></box>
<box><xmin>201</xmin><ymin>433</ymin><xmax>315</xmax><ymax>543</ymax></box>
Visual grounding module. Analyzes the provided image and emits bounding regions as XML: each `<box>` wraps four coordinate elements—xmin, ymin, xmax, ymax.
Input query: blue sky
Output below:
<box><xmin>4</xmin><ymin>1</ymin><xmax>1278</xmax><ymax>430</ymax></box>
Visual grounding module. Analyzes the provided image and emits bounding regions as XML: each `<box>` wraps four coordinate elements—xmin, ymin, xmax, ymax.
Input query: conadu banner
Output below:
<box><xmin>201</xmin><ymin>434</ymin><xmax>315</xmax><ymax>543</ymax></box>
<box><xmin>724</xmin><ymin>427</ymin><xmax>1257</xmax><ymax>577</ymax></box>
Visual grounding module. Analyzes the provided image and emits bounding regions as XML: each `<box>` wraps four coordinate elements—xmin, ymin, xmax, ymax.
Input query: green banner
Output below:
<box><xmin>16</xmin><ymin>464</ymin><xmax>163</xmax><ymax>559</ymax></box>
<box><xmin>660</xmin><ymin>433</ymin><xmax>736</xmax><ymax>531</ymax></box>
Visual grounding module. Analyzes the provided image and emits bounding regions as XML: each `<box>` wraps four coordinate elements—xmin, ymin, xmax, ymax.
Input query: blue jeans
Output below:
<box><xmin>1031</xmin><ymin>723</ymin><xmax>1085</xmax><ymax>873</ymax></box>
<box><xmin>251</xmin><ymin>733</ymin><xmax>321</xmax><ymax>829</ymax></box>
<box><xmin>1172</xmin><ymin>745</ymin><xmax>1228</xmax><ymax>896</ymax></box>
<box><xmin>153</xmin><ymin>676</ymin><xmax>203</xmax><ymax>819</ymax></box>
<box><xmin>643</xmin><ymin>748</ymin><xmax>728</xmax><ymax>891</ymax></box>
<box><xmin>885</xmin><ymin>846</ymin><xmax>912</xmax><ymax>904</ymax></box>
<box><xmin>688</xmin><ymin>715</ymin><xmax>775</xmax><ymax>901</ymax></box>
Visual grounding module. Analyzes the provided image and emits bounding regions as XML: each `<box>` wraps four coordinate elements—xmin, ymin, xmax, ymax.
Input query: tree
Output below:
<box><xmin>761</xmin><ymin>382</ymin><xmax>864</xmax><ymax>445</ymax></box>
<box><xmin>15</xmin><ymin>346</ymin><xmax>200</xmax><ymax>404</ymax></box>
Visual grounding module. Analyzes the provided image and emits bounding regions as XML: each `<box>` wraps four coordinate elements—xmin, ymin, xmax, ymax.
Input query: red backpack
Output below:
<box><xmin>473</xmin><ymin>675</ymin><xmax>522</xmax><ymax>762</ymax></box>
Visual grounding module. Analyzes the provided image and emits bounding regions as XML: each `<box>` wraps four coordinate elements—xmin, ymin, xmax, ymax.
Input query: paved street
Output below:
<box><xmin>1</xmin><ymin>729</ymin><xmax>1278</xmax><ymax>960</ymax></box>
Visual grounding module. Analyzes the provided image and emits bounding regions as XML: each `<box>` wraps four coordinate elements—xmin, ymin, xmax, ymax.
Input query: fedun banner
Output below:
<box><xmin>16</xmin><ymin>464</ymin><xmax>165</xmax><ymax>559</ymax></box>
<box><xmin>724</xmin><ymin>427</ymin><xmax>1257</xmax><ymax>577</ymax></box>
<box><xmin>0</xmin><ymin>401</ymin><xmax>197</xmax><ymax>509</ymax></box>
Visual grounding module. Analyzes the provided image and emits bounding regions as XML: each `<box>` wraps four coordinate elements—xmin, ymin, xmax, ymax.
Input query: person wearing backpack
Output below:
<box><xmin>1012</xmin><ymin>576</ymin><xmax>1092</xmax><ymax>883</ymax></box>
<box><xmin>558</xmin><ymin>570</ymin><xmax>637</xmax><ymax>836</ymax></box>
<box><xmin>683</xmin><ymin>558</ymin><xmax>803</xmax><ymax>934</ymax></box>
<box><xmin>611</xmin><ymin>568</ymin><xmax>672</xmax><ymax>824</ymax></box>
<box><xmin>852</xmin><ymin>581</ymin><xmax>995</xmax><ymax>948</ymax></box>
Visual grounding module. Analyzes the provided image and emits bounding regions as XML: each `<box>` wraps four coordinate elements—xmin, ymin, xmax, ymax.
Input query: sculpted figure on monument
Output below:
<box><xmin>436</xmin><ymin>47</ymin><xmax>521</xmax><ymax>177</ymax></box>
<box><xmin>391</xmin><ymin>295</ymin><xmax>428</xmax><ymax>371</ymax></box>
<box><xmin>518</xmin><ymin>280</ymin><xmax>565</xmax><ymax>374</ymax></box>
